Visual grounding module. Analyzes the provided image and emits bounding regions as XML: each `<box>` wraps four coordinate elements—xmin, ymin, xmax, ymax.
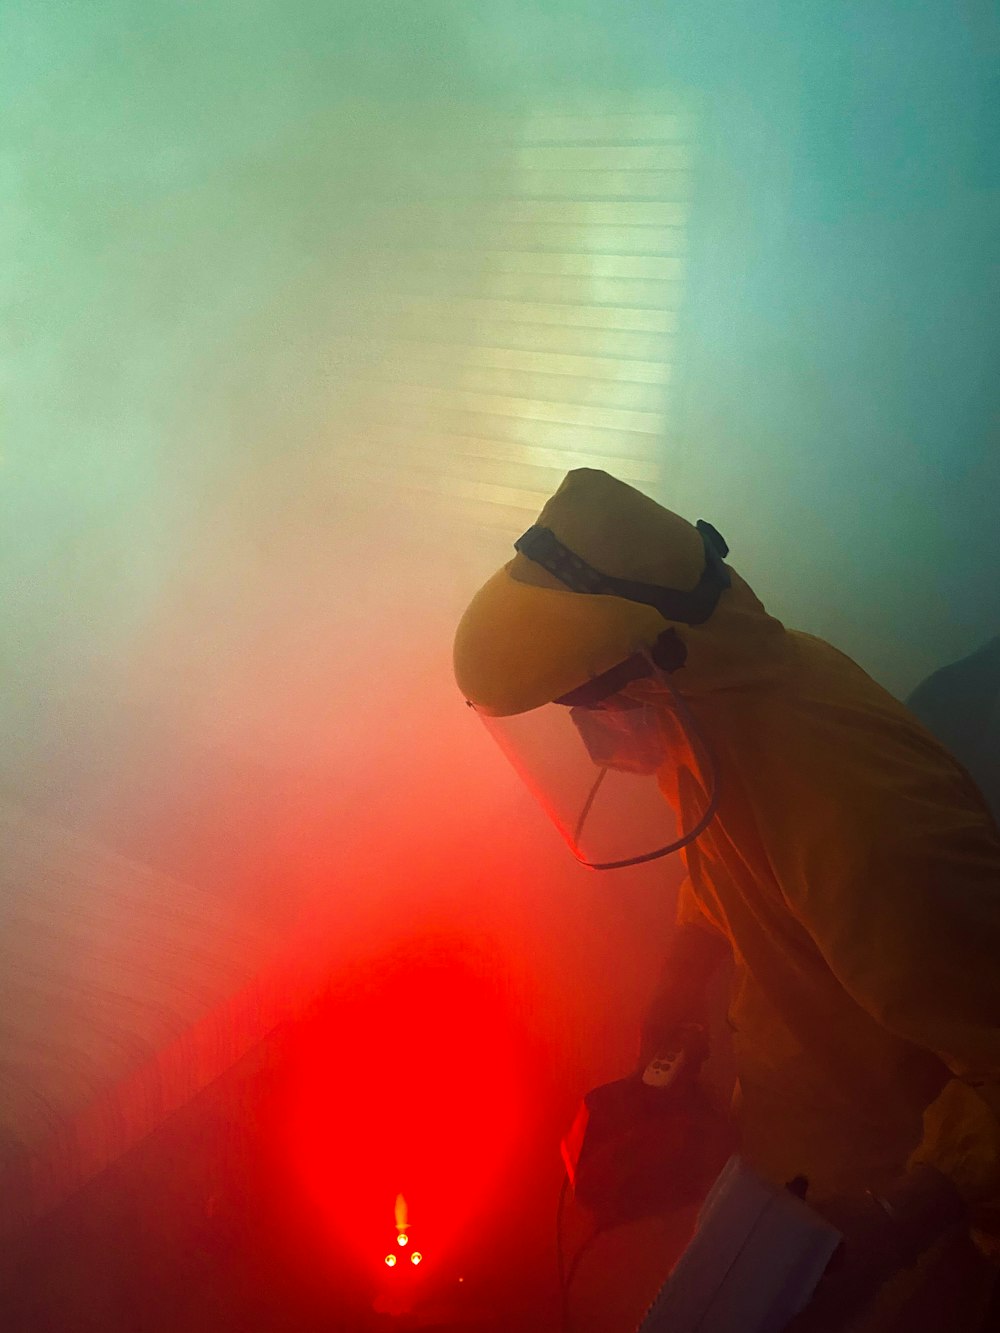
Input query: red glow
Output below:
<box><xmin>276</xmin><ymin>936</ymin><xmax>530</xmax><ymax>1279</ymax></box>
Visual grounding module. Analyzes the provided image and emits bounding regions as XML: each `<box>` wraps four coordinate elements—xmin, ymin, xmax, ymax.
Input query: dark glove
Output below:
<box><xmin>573</xmin><ymin>1077</ymin><xmax>736</xmax><ymax>1229</ymax></box>
<box><xmin>639</xmin><ymin>982</ymin><xmax>717</xmax><ymax>1071</ymax></box>
<box><xmin>783</xmin><ymin>1167</ymin><xmax>968</xmax><ymax>1332</ymax></box>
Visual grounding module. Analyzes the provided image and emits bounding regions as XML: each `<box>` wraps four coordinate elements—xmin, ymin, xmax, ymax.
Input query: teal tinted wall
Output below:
<box><xmin>4</xmin><ymin>2</ymin><xmax>997</xmax><ymax>765</ymax></box>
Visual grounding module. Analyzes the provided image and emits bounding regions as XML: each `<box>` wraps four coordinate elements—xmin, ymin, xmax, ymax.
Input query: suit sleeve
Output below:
<box><xmin>791</xmin><ymin>799</ymin><xmax>1000</xmax><ymax>1211</ymax></box>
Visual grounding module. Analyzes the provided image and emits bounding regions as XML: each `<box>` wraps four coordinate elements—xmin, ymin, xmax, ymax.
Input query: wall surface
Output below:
<box><xmin>3</xmin><ymin>0</ymin><xmax>998</xmax><ymax>1307</ymax></box>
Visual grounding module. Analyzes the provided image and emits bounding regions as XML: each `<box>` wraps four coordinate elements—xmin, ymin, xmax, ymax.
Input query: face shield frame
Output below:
<box><xmin>463</xmin><ymin>515</ymin><xmax>730</xmax><ymax>871</ymax></box>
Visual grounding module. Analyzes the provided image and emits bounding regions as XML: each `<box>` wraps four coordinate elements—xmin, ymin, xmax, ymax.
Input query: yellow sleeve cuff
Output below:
<box><xmin>910</xmin><ymin>1078</ymin><xmax>1000</xmax><ymax>1207</ymax></box>
<box><xmin>675</xmin><ymin>875</ymin><xmax>708</xmax><ymax>928</ymax></box>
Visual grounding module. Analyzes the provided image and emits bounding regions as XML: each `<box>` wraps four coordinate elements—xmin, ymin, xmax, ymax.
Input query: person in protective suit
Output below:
<box><xmin>453</xmin><ymin>469</ymin><xmax>1000</xmax><ymax>1332</ymax></box>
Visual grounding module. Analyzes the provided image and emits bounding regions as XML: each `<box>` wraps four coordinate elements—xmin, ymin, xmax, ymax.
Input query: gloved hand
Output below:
<box><xmin>639</xmin><ymin>921</ymin><xmax>730</xmax><ymax>1069</ymax></box>
<box><xmin>640</xmin><ymin>1000</ymin><xmax>709</xmax><ymax>1073</ymax></box>
<box><xmin>783</xmin><ymin>1166</ymin><xmax>968</xmax><ymax>1332</ymax></box>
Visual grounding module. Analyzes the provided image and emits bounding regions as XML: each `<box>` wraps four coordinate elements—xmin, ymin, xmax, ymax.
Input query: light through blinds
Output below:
<box><xmin>338</xmin><ymin>98</ymin><xmax>691</xmax><ymax>538</ymax></box>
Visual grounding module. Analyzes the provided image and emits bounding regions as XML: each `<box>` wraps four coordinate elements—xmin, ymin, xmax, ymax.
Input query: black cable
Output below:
<box><xmin>556</xmin><ymin>1172</ymin><xmax>601</xmax><ymax>1333</ymax></box>
<box><xmin>562</xmin><ymin>1232</ymin><xmax>601</xmax><ymax>1331</ymax></box>
<box><xmin>556</xmin><ymin>1173</ymin><xmax>570</xmax><ymax>1295</ymax></box>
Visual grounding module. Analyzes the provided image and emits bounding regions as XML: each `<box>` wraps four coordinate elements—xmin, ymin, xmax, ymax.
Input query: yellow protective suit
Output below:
<box><xmin>455</xmin><ymin>469</ymin><xmax>1000</xmax><ymax>1329</ymax></box>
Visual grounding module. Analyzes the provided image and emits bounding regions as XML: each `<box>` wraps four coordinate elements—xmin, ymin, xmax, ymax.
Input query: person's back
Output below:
<box><xmin>650</xmin><ymin>581</ymin><xmax>998</xmax><ymax>1188</ymax></box>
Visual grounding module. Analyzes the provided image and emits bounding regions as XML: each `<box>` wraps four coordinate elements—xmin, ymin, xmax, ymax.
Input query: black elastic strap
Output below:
<box><xmin>514</xmin><ymin>519</ymin><xmax>731</xmax><ymax>627</ymax></box>
<box><xmin>554</xmin><ymin>654</ymin><xmax>653</xmax><ymax>708</ymax></box>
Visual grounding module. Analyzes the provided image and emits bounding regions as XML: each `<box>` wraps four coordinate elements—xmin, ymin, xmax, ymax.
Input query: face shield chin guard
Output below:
<box><xmin>469</xmin><ymin>652</ymin><xmax>720</xmax><ymax>871</ymax></box>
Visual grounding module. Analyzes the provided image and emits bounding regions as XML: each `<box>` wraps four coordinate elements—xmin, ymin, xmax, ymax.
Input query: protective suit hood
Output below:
<box><xmin>452</xmin><ymin>468</ymin><xmax>789</xmax><ymax>869</ymax></box>
<box><xmin>453</xmin><ymin>467</ymin><xmax>792</xmax><ymax>716</ymax></box>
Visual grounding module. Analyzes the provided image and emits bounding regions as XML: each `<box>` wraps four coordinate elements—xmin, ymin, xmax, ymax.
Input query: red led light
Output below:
<box><xmin>410</xmin><ymin>1251</ymin><xmax>423</xmax><ymax>1266</ymax></box>
<box><xmin>385</xmin><ymin>1254</ymin><xmax>397</xmax><ymax>1268</ymax></box>
<box><xmin>277</xmin><ymin>938</ymin><xmax>531</xmax><ymax>1277</ymax></box>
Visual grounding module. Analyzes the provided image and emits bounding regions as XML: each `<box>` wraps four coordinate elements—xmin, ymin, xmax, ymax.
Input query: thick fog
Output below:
<box><xmin>3</xmin><ymin>0</ymin><xmax>998</xmax><ymax>1301</ymax></box>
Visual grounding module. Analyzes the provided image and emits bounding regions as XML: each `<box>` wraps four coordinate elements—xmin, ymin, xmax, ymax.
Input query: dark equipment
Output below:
<box><xmin>560</xmin><ymin>1028</ymin><xmax>733</xmax><ymax>1232</ymax></box>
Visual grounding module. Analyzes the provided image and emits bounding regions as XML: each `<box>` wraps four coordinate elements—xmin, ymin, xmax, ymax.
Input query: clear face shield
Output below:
<box><xmin>472</xmin><ymin>655</ymin><xmax>719</xmax><ymax>871</ymax></box>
